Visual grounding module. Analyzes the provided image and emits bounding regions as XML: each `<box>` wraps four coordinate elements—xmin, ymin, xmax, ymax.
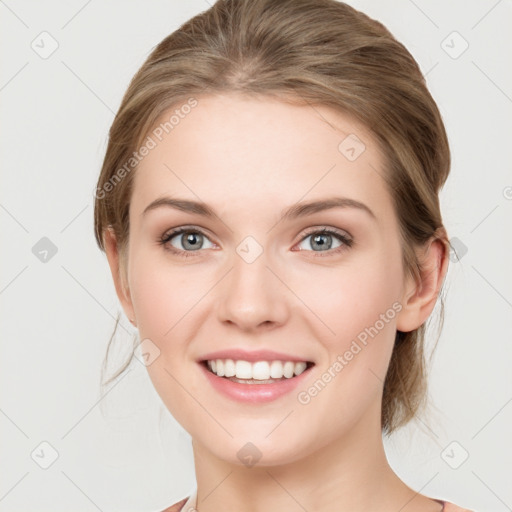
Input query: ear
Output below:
<box><xmin>395</xmin><ymin>230</ymin><xmax>449</xmax><ymax>333</ymax></box>
<box><xmin>103</xmin><ymin>227</ymin><xmax>136</xmax><ymax>326</ymax></box>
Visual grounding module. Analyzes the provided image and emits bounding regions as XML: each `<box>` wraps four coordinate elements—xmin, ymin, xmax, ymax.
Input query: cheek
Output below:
<box><xmin>291</xmin><ymin>249</ymin><xmax>403</xmax><ymax>348</ymax></box>
<box><xmin>130</xmin><ymin>266</ymin><xmax>175</xmax><ymax>337</ymax></box>
<box><xmin>289</xmin><ymin>255</ymin><xmax>402</xmax><ymax>433</ymax></box>
<box><xmin>127</xmin><ymin>250</ymin><xmax>209</xmax><ymax>427</ymax></box>
<box><xmin>128</xmin><ymin>244</ymin><xmax>209</xmax><ymax>336</ymax></box>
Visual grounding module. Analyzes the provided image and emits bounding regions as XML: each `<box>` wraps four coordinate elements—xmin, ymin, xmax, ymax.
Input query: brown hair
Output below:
<box><xmin>94</xmin><ymin>0</ymin><xmax>451</xmax><ymax>434</ymax></box>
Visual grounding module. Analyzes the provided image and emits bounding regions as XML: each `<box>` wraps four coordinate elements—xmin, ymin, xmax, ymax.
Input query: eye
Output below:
<box><xmin>159</xmin><ymin>227</ymin><xmax>215</xmax><ymax>255</ymax></box>
<box><xmin>295</xmin><ymin>227</ymin><xmax>353</xmax><ymax>255</ymax></box>
<box><xmin>159</xmin><ymin>226</ymin><xmax>353</xmax><ymax>258</ymax></box>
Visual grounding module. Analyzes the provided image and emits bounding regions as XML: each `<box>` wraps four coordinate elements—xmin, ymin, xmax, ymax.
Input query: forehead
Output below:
<box><xmin>131</xmin><ymin>93</ymin><xmax>393</xmax><ymax>224</ymax></box>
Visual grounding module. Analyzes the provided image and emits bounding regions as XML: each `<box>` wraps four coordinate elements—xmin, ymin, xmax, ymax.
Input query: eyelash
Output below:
<box><xmin>158</xmin><ymin>226</ymin><xmax>353</xmax><ymax>258</ymax></box>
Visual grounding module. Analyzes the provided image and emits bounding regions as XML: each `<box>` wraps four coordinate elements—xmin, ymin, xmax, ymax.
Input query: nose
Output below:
<box><xmin>216</xmin><ymin>247</ymin><xmax>289</xmax><ymax>332</ymax></box>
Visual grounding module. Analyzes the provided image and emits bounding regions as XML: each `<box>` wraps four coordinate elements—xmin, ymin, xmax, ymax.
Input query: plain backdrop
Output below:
<box><xmin>1</xmin><ymin>1</ymin><xmax>511</xmax><ymax>511</ymax></box>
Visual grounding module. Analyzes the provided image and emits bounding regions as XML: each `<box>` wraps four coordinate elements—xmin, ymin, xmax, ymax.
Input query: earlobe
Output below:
<box><xmin>395</xmin><ymin>234</ymin><xmax>449</xmax><ymax>333</ymax></box>
<box><xmin>103</xmin><ymin>227</ymin><xmax>136</xmax><ymax>325</ymax></box>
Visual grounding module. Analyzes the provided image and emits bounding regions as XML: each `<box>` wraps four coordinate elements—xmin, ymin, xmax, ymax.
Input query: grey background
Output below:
<box><xmin>1</xmin><ymin>1</ymin><xmax>511</xmax><ymax>511</ymax></box>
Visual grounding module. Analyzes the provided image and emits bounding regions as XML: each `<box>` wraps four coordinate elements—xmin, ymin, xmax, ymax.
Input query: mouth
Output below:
<box><xmin>198</xmin><ymin>358</ymin><xmax>315</xmax><ymax>402</ymax></box>
<box><xmin>200</xmin><ymin>359</ymin><xmax>315</xmax><ymax>383</ymax></box>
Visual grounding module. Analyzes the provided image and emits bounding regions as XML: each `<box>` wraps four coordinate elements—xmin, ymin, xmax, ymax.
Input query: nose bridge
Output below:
<box><xmin>216</xmin><ymin>237</ymin><xmax>288</xmax><ymax>329</ymax></box>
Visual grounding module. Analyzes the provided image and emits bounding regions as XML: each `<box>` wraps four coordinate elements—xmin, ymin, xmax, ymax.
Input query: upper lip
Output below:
<box><xmin>198</xmin><ymin>349</ymin><xmax>315</xmax><ymax>364</ymax></box>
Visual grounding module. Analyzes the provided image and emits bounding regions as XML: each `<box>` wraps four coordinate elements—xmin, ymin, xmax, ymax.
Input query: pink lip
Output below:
<box><xmin>198</xmin><ymin>349</ymin><xmax>314</xmax><ymax>364</ymax></box>
<box><xmin>198</xmin><ymin>361</ymin><xmax>314</xmax><ymax>403</ymax></box>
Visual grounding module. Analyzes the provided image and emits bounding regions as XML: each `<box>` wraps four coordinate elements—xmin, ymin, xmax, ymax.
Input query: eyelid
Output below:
<box><xmin>298</xmin><ymin>225</ymin><xmax>352</xmax><ymax>241</ymax></box>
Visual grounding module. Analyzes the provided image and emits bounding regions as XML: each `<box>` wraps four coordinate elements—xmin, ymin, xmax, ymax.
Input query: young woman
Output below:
<box><xmin>94</xmin><ymin>1</ymin><xmax>472</xmax><ymax>510</ymax></box>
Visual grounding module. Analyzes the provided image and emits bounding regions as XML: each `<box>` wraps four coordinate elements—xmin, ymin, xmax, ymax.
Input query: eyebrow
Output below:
<box><xmin>142</xmin><ymin>196</ymin><xmax>376</xmax><ymax>221</ymax></box>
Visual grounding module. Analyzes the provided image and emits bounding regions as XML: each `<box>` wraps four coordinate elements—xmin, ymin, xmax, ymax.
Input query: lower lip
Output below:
<box><xmin>199</xmin><ymin>362</ymin><xmax>314</xmax><ymax>403</ymax></box>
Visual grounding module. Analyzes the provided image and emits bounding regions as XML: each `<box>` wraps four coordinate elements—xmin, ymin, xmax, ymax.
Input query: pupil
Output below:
<box><xmin>312</xmin><ymin>234</ymin><xmax>332</xmax><ymax>250</ymax></box>
<box><xmin>183</xmin><ymin>232</ymin><xmax>201</xmax><ymax>250</ymax></box>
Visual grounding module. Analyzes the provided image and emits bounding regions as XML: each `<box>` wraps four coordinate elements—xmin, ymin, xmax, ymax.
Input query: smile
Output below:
<box><xmin>199</xmin><ymin>359</ymin><xmax>315</xmax><ymax>403</ymax></box>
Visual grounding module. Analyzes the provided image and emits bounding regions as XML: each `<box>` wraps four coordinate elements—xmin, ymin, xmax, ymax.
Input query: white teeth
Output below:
<box><xmin>250</xmin><ymin>361</ymin><xmax>269</xmax><ymax>380</ymax></box>
<box><xmin>235</xmin><ymin>360</ymin><xmax>253</xmax><ymax>379</ymax></box>
<box><xmin>283</xmin><ymin>361</ymin><xmax>295</xmax><ymax>378</ymax></box>
<box><xmin>224</xmin><ymin>359</ymin><xmax>236</xmax><ymax>377</ymax></box>
<box><xmin>270</xmin><ymin>360</ymin><xmax>283</xmax><ymax>379</ymax></box>
<box><xmin>206</xmin><ymin>359</ymin><xmax>309</xmax><ymax>380</ymax></box>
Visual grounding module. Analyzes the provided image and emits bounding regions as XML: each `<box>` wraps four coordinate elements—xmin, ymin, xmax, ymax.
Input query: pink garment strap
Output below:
<box><xmin>433</xmin><ymin>499</ymin><xmax>445</xmax><ymax>511</ymax></box>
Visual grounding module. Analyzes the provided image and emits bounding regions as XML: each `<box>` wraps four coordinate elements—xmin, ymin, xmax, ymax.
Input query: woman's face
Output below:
<box><xmin>116</xmin><ymin>93</ymin><xmax>416</xmax><ymax>465</ymax></box>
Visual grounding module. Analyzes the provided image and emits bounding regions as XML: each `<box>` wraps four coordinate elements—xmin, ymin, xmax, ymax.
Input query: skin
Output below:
<box><xmin>104</xmin><ymin>93</ymin><xmax>448</xmax><ymax>512</ymax></box>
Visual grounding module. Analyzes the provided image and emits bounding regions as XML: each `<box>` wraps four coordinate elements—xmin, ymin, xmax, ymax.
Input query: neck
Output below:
<box><xmin>188</xmin><ymin>406</ymin><xmax>436</xmax><ymax>512</ymax></box>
